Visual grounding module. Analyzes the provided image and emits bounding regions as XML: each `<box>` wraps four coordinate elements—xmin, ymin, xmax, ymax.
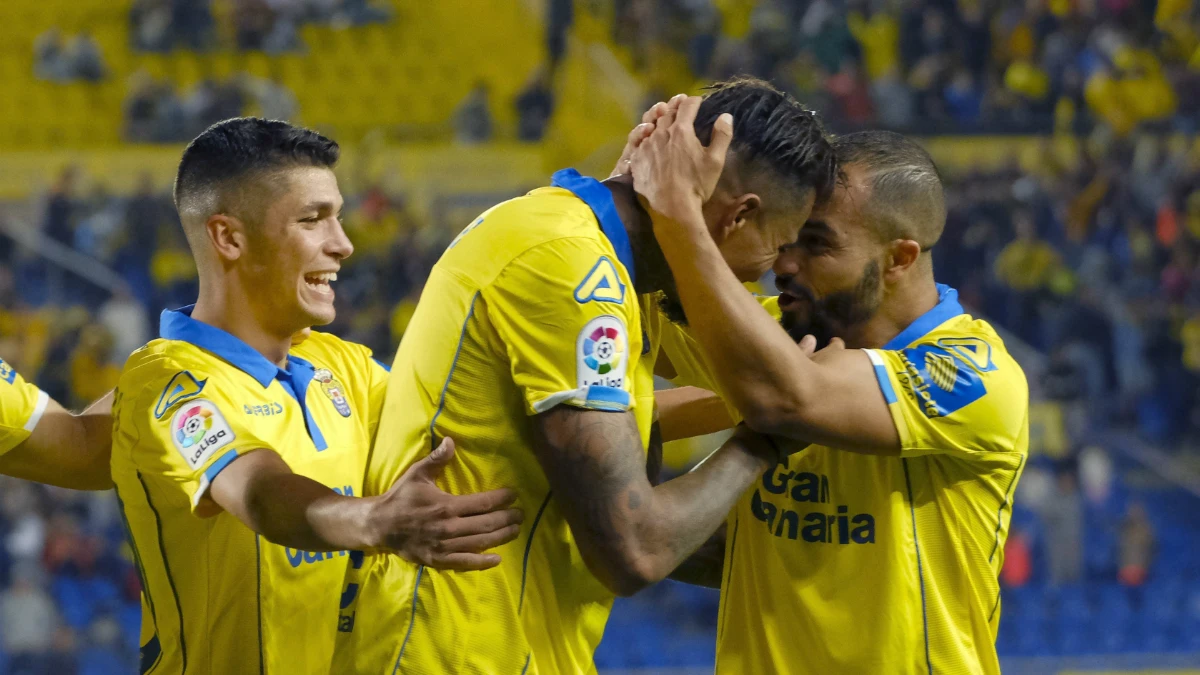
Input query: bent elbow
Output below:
<box><xmin>741</xmin><ymin>403</ymin><xmax>800</xmax><ymax>437</ymax></box>
<box><xmin>587</xmin><ymin>549</ymin><xmax>664</xmax><ymax>597</ymax></box>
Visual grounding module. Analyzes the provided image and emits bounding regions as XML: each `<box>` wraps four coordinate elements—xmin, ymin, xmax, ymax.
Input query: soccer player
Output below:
<box><xmin>633</xmin><ymin>121</ymin><xmax>1029</xmax><ymax>674</ymax></box>
<box><xmin>333</xmin><ymin>79</ymin><xmax>837</xmax><ymax>674</ymax></box>
<box><xmin>0</xmin><ymin>357</ymin><xmax>113</xmax><ymax>490</ymax></box>
<box><xmin>112</xmin><ymin>118</ymin><xmax>523</xmax><ymax>674</ymax></box>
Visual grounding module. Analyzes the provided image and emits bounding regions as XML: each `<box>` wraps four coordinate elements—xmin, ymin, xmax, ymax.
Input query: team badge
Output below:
<box><xmin>171</xmin><ymin>400</ymin><xmax>235</xmax><ymax>469</ymax></box>
<box><xmin>314</xmin><ymin>368</ymin><xmax>352</xmax><ymax>418</ymax></box>
<box><xmin>577</xmin><ymin>315</ymin><xmax>628</xmax><ymax>389</ymax></box>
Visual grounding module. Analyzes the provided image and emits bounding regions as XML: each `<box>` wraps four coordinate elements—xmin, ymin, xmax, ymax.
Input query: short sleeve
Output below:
<box><xmin>483</xmin><ymin>238</ymin><xmax>639</xmax><ymax>416</ymax></box>
<box><xmin>864</xmin><ymin>341</ymin><xmax>1027</xmax><ymax>459</ymax></box>
<box><xmin>130</xmin><ymin>369</ymin><xmax>278</xmax><ymax>513</ymax></box>
<box><xmin>0</xmin><ymin>358</ymin><xmax>49</xmax><ymax>456</ymax></box>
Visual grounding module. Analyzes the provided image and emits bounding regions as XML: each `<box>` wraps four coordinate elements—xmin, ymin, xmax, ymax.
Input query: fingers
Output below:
<box><xmin>799</xmin><ymin>334</ymin><xmax>818</xmax><ymax>356</ymax></box>
<box><xmin>655</xmin><ymin>93</ymin><xmax>687</xmax><ymax>130</ymax></box>
<box><xmin>439</xmin><ymin>507</ymin><xmax>524</xmax><ymax>539</ymax></box>
<box><xmin>642</xmin><ymin>101</ymin><xmax>669</xmax><ymax>125</ymax></box>
<box><xmin>403</xmin><ymin>437</ymin><xmax>456</xmax><ymax>482</ymax></box>
<box><xmin>447</xmin><ymin>486</ymin><xmax>519</xmax><ymax>516</ymax></box>
<box><xmin>439</xmin><ymin>523</ymin><xmax>523</xmax><ymax>554</ymax></box>
<box><xmin>673</xmin><ymin>95</ymin><xmax>703</xmax><ymax>131</ymax></box>
<box><xmin>825</xmin><ymin>337</ymin><xmax>846</xmax><ymax>351</ymax></box>
<box><xmin>611</xmin><ymin>122</ymin><xmax>655</xmax><ymax>178</ymax></box>
<box><xmin>708</xmin><ymin>112</ymin><xmax>734</xmax><ymax>160</ymax></box>
<box><xmin>426</xmin><ymin>552</ymin><xmax>503</xmax><ymax>572</ymax></box>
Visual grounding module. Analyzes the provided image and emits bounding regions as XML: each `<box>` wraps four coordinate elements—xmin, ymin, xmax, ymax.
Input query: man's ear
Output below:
<box><xmin>884</xmin><ymin>239</ymin><xmax>922</xmax><ymax>279</ymax></box>
<box><xmin>707</xmin><ymin>193</ymin><xmax>761</xmax><ymax>245</ymax></box>
<box><xmin>206</xmin><ymin>214</ymin><xmax>247</xmax><ymax>262</ymax></box>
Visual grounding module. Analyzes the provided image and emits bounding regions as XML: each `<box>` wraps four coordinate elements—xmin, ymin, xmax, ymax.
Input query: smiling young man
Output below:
<box><xmin>332</xmin><ymin>79</ymin><xmax>838</xmax><ymax>675</ymax></box>
<box><xmin>633</xmin><ymin>126</ymin><xmax>1029</xmax><ymax>674</ymax></box>
<box><xmin>111</xmin><ymin>118</ymin><xmax>523</xmax><ymax>674</ymax></box>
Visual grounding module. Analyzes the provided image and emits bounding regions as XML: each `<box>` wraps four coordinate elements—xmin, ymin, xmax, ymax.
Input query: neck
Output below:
<box><xmin>602</xmin><ymin>175</ymin><xmax>673</xmax><ymax>295</ymax></box>
<box><xmin>843</xmin><ymin>272</ymin><xmax>940</xmax><ymax>350</ymax></box>
<box><xmin>190</xmin><ymin>277</ymin><xmax>294</xmax><ymax>367</ymax></box>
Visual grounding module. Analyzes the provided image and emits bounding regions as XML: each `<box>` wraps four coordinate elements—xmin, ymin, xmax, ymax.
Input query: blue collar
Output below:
<box><xmin>550</xmin><ymin>169</ymin><xmax>636</xmax><ymax>288</ymax></box>
<box><xmin>159</xmin><ymin>306</ymin><xmax>313</xmax><ymax>388</ymax></box>
<box><xmin>883</xmin><ymin>284</ymin><xmax>964</xmax><ymax>350</ymax></box>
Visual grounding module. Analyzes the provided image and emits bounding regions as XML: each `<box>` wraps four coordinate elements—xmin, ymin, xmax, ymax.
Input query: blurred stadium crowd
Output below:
<box><xmin>2</xmin><ymin>0</ymin><xmax>1200</xmax><ymax>672</ymax></box>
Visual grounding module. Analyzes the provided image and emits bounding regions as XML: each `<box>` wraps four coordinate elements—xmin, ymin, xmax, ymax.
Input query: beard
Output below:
<box><xmin>779</xmin><ymin>260</ymin><xmax>882</xmax><ymax>348</ymax></box>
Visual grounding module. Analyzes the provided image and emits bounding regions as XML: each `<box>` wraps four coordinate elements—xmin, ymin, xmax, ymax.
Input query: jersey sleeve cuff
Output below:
<box><xmin>531</xmin><ymin>385</ymin><xmax>632</xmax><ymax>414</ymax></box>
<box><xmin>864</xmin><ymin>350</ymin><xmax>898</xmax><ymax>404</ymax></box>
<box><xmin>191</xmin><ymin>449</ymin><xmax>242</xmax><ymax>508</ymax></box>
<box><xmin>23</xmin><ymin>389</ymin><xmax>50</xmax><ymax>432</ymax></box>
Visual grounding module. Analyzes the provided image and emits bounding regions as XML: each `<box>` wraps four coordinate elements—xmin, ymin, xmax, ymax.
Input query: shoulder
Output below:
<box><xmin>120</xmin><ymin>340</ymin><xmax>238</xmax><ymax>423</ymax></box>
<box><xmin>886</xmin><ymin>314</ymin><xmax>1028</xmax><ymax>426</ymax></box>
<box><xmin>292</xmin><ymin>331</ymin><xmax>373</xmax><ymax>367</ymax></box>
<box><xmin>446</xmin><ymin>188</ymin><xmax>603</xmax><ymax>266</ymax></box>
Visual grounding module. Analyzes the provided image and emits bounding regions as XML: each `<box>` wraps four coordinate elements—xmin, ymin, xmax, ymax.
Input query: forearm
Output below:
<box><xmin>655</xmin><ymin>213</ymin><xmax>816</xmax><ymax>429</ymax></box>
<box><xmin>241</xmin><ymin>472</ymin><xmax>375</xmax><ymax>552</ymax></box>
<box><xmin>635</xmin><ymin>434</ymin><xmax>765</xmax><ymax>583</ymax></box>
<box><xmin>535</xmin><ymin>408</ymin><xmax>770</xmax><ymax>596</ymax></box>
<box><xmin>668</xmin><ymin>523</ymin><xmax>726</xmax><ymax>588</ymax></box>
<box><xmin>656</xmin><ymin>386</ymin><xmax>735</xmax><ymax>441</ymax></box>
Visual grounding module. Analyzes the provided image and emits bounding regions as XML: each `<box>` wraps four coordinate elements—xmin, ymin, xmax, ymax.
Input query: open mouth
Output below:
<box><xmin>777</xmin><ymin>292</ymin><xmax>797</xmax><ymax>309</ymax></box>
<box><xmin>304</xmin><ymin>272</ymin><xmax>338</xmax><ymax>294</ymax></box>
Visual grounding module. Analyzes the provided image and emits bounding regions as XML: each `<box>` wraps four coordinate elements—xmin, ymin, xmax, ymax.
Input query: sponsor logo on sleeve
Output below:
<box><xmin>576</xmin><ymin>315</ymin><xmax>628</xmax><ymax>390</ymax></box>
<box><xmin>0</xmin><ymin>358</ymin><xmax>17</xmax><ymax>385</ymax></box>
<box><xmin>171</xmin><ymin>399</ymin><xmax>235</xmax><ymax>469</ymax></box>
<box><xmin>894</xmin><ymin>344</ymin><xmax>987</xmax><ymax>418</ymax></box>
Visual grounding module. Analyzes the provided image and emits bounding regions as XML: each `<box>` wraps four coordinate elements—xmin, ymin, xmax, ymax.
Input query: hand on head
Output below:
<box><xmin>627</xmin><ymin>94</ymin><xmax>734</xmax><ymax>228</ymax></box>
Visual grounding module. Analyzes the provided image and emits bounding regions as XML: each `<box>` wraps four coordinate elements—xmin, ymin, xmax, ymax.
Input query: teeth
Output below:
<box><xmin>306</xmin><ymin>273</ymin><xmax>337</xmax><ymax>284</ymax></box>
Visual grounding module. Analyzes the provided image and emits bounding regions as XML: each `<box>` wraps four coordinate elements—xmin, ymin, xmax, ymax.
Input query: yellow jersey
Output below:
<box><xmin>0</xmin><ymin>357</ymin><xmax>50</xmax><ymax>456</ymax></box>
<box><xmin>714</xmin><ymin>285</ymin><xmax>1029</xmax><ymax>675</ymax></box>
<box><xmin>335</xmin><ymin>170</ymin><xmax>659</xmax><ymax>675</ymax></box>
<box><xmin>112</xmin><ymin>307</ymin><xmax>387</xmax><ymax>674</ymax></box>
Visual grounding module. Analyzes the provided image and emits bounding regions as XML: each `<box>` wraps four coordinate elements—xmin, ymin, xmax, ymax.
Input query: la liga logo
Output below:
<box><xmin>170</xmin><ymin>399</ymin><xmax>235</xmax><ymax>469</ymax></box>
<box><xmin>583</xmin><ymin>324</ymin><xmax>625</xmax><ymax>375</ymax></box>
<box><xmin>176</xmin><ymin>404</ymin><xmax>213</xmax><ymax>448</ymax></box>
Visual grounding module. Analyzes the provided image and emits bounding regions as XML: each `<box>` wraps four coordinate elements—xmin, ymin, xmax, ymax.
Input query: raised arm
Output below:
<box><xmin>630</xmin><ymin>96</ymin><xmax>898</xmax><ymax>453</ymax></box>
<box><xmin>210</xmin><ymin>437</ymin><xmax>523</xmax><ymax>571</ymax></box>
<box><xmin>532</xmin><ymin>408</ymin><xmax>773</xmax><ymax>596</ymax></box>
<box><xmin>656</xmin><ymin>386</ymin><xmax>735</xmax><ymax>442</ymax></box>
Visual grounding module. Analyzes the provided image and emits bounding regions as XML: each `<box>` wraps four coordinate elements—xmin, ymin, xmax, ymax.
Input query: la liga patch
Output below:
<box><xmin>577</xmin><ymin>315</ymin><xmax>628</xmax><ymax>390</ymax></box>
<box><xmin>171</xmin><ymin>399</ymin><xmax>236</xmax><ymax>469</ymax></box>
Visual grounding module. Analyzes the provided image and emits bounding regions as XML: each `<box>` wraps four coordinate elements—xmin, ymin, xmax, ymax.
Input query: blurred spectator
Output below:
<box><xmin>43</xmin><ymin>168</ymin><xmax>80</xmax><ymax>248</ymax></box>
<box><xmin>454</xmin><ymin>82</ymin><xmax>494</xmax><ymax>144</ymax></box>
<box><xmin>825</xmin><ymin>58</ymin><xmax>874</xmax><ymax>125</ymax></box>
<box><xmin>98</xmin><ymin>289</ymin><xmax>152</xmax><ymax>364</ymax></box>
<box><xmin>1117</xmin><ymin>502</ymin><xmax>1156</xmax><ymax>586</ymax></box>
<box><xmin>1042</xmin><ymin>465</ymin><xmax>1084</xmax><ymax>585</ymax></box>
<box><xmin>515</xmin><ymin>67</ymin><xmax>555</xmax><ymax>142</ymax></box>
<box><xmin>33</xmin><ymin>30</ymin><xmax>107</xmax><ymax>83</ymax></box>
<box><xmin>0</xmin><ymin>564</ymin><xmax>59</xmax><ymax>675</ymax></box>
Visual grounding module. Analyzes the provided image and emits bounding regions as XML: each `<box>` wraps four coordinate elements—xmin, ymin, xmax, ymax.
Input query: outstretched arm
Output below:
<box><xmin>532</xmin><ymin>408</ymin><xmax>774</xmax><ymax>596</ymax></box>
<box><xmin>0</xmin><ymin>391</ymin><xmax>115</xmax><ymax>490</ymax></box>
<box><xmin>211</xmin><ymin>437</ymin><xmax>524</xmax><ymax>571</ymax></box>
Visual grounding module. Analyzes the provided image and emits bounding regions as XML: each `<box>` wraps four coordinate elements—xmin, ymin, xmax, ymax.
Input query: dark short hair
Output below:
<box><xmin>173</xmin><ymin>117</ymin><xmax>340</xmax><ymax>218</ymax></box>
<box><xmin>694</xmin><ymin>77</ymin><xmax>837</xmax><ymax>205</ymax></box>
<box><xmin>832</xmin><ymin>130</ymin><xmax>945</xmax><ymax>248</ymax></box>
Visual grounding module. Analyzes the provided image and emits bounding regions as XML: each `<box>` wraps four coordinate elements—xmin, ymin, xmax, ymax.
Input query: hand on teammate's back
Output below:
<box><xmin>630</xmin><ymin>94</ymin><xmax>733</xmax><ymax>228</ymax></box>
<box><xmin>366</xmin><ymin>437</ymin><xmax>524</xmax><ymax>570</ymax></box>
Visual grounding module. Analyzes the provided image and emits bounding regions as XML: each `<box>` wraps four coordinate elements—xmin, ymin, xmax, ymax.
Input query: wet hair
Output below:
<box><xmin>694</xmin><ymin>77</ymin><xmax>837</xmax><ymax>205</ymax></box>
